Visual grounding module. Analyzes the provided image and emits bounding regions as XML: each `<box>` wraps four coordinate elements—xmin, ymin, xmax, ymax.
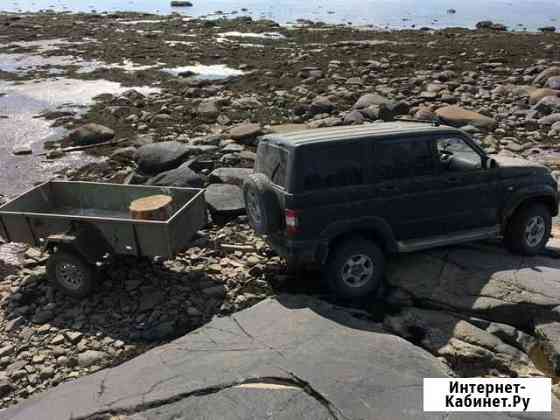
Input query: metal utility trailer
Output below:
<box><xmin>0</xmin><ymin>181</ymin><xmax>207</xmax><ymax>297</ymax></box>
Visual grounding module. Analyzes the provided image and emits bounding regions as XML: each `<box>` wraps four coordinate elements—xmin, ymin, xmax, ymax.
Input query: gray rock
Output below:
<box><xmin>343</xmin><ymin>110</ymin><xmax>365</xmax><ymax>125</ymax></box>
<box><xmin>202</xmin><ymin>284</ymin><xmax>226</xmax><ymax>298</ymax></box>
<box><xmin>539</xmin><ymin>113</ymin><xmax>560</xmax><ymax>126</ymax></box>
<box><xmin>0</xmin><ymin>345</ymin><xmax>15</xmax><ymax>358</ymax></box>
<box><xmin>208</xmin><ymin>168</ymin><xmax>253</xmax><ymax>186</ymax></box>
<box><xmin>547</xmin><ymin>76</ymin><xmax>560</xmax><ymax>90</ymax></box>
<box><xmin>197</xmin><ymin>100</ymin><xmax>219</xmax><ymax>122</ymax></box>
<box><xmin>141</xmin><ymin>321</ymin><xmax>176</xmax><ymax>341</ymax></box>
<box><xmin>12</xmin><ymin>145</ymin><xmax>32</xmax><ymax>155</ymax></box>
<box><xmin>136</xmin><ymin>141</ymin><xmax>193</xmax><ymax>174</ymax></box>
<box><xmin>533</xmin><ymin>96</ymin><xmax>560</xmax><ymax>115</ymax></box>
<box><xmin>0</xmin><ymin>377</ymin><xmax>14</xmax><ymax>398</ymax></box>
<box><xmin>146</xmin><ymin>162</ymin><xmax>204</xmax><ymax>188</ymax></box>
<box><xmin>353</xmin><ymin>93</ymin><xmax>391</xmax><ymax>109</ymax></box>
<box><xmin>534</xmin><ymin>66</ymin><xmax>560</xmax><ymax>86</ymax></box>
<box><xmin>67</xmin><ymin>123</ymin><xmax>114</xmax><ymax>146</ymax></box>
<box><xmin>308</xmin><ymin>96</ymin><xmax>335</xmax><ymax>115</ymax></box>
<box><xmin>110</xmin><ymin>146</ymin><xmax>137</xmax><ymax>163</ymax></box>
<box><xmin>229</xmin><ymin>123</ymin><xmax>262</xmax><ymax>142</ymax></box>
<box><xmin>204</xmin><ymin>184</ymin><xmax>245</xmax><ymax>216</ymax></box>
<box><xmin>77</xmin><ymin>350</ymin><xmax>106</xmax><ymax>368</ymax></box>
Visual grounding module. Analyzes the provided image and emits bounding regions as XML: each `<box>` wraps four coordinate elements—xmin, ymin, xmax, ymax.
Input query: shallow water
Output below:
<box><xmin>0</xmin><ymin>78</ymin><xmax>159</xmax><ymax>197</ymax></box>
<box><xmin>1</xmin><ymin>0</ymin><xmax>559</xmax><ymax>30</ymax></box>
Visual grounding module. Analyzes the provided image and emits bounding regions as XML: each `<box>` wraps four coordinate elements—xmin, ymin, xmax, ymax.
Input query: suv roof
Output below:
<box><xmin>261</xmin><ymin>122</ymin><xmax>463</xmax><ymax>148</ymax></box>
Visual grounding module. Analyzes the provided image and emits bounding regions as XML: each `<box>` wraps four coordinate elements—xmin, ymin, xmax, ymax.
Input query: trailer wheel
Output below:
<box><xmin>47</xmin><ymin>250</ymin><xmax>96</xmax><ymax>298</ymax></box>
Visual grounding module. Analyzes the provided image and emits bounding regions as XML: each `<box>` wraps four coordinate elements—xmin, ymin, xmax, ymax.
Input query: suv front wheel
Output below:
<box><xmin>325</xmin><ymin>237</ymin><xmax>385</xmax><ymax>300</ymax></box>
<box><xmin>505</xmin><ymin>203</ymin><xmax>552</xmax><ymax>256</ymax></box>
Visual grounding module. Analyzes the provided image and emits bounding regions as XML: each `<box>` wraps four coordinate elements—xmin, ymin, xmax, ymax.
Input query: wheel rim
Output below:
<box><xmin>340</xmin><ymin>254</ymin><xmax>375</xmax><ymax>288</ymax></box>
<box><xmin>246</xmin><ymin>189</ymin><xmax>262</xmax><ymax>226</ymax></box>
<box><xmin>525</xmin><ymin>215</ymin><xmax>546</xmax><ymax>248</ymax></box>
<box><xmin>56</xmin><ymin>261</ymin><xmax>86</xmax><ymax>291</ymax></box>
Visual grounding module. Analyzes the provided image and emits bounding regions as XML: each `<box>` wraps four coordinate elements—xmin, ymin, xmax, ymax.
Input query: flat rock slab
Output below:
<box><xmin>386</xmin><ymin>241</ymin><xmax>560</xmax><ymax>375</ymax></box>
<box><xmin>2</xmin><ymin>295</ymin><xmax>537</xmax><ymax>420</ymax></box>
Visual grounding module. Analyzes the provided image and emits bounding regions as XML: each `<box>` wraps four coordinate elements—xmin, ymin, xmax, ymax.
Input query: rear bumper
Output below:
<box><xmin>266</xmin><ymin>235</ymin><xmax>321</xmax><ymax>264</ymax></box>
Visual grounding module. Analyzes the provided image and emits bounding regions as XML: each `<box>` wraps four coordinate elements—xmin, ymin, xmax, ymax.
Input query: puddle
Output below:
<box><xmin>0</xmin><ymin>38</ymin><xmax>103</xmax><ymax>75</ymax></box>
<box><xmin>118</xmin><ymin>19</ymin><xmax>165</xmax><ymax>25</ymax></box>
<box><xmin>0</xmin><ymin>52</ymin><xmax>101</xmax><ymax>75</ymax></box>
<box><xmin>161</xmin><ymin>64</ymin><xmax>244</xmax><ymax>80</ymax></box>
<box><xmin>1</xmin><ymin>38</ymin><xmax>94</xmax><ymax>53</ymax></box>
<box><xmin>164</xmin><ymin>40</ymin><xmax>196</xmax><ymax>47</ymax></box>
<box><xmin>218</xmin><ymin>31</ymin><xmax>286</xmax><ymax>40</ymax></box>
<box><xmin>0</xmin><ymin>78</ymin><xmax>159</xmax><ymax>197</ymax></box>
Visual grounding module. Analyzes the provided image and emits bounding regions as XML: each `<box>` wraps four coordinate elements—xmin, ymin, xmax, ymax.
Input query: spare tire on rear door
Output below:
<box><xmin>243</xmin><ymin>173</ymin><xmax>283</xmax><ymax>235</ymax></box>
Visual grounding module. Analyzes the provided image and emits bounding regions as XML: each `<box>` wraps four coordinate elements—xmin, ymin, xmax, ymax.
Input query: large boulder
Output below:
<box><xmin>204</xmin><ymin>184</ymin><xmax>245</xmax><ymax>221</ymax></box>
<box><xmin>529</xmin><ymin>88</ymin><xmax>560</xmax><ymax>105</ymax></box>
<box><xmin>67</xmin><ymin>123</ymin><xmax>114</xmax><ymax>146</ymax></box>
<box><xmin>136</xmin><ymin>141</ymin><xmax>193</xmax><ymax>174</ymax></box>
<box><xmin>146</xmin><ymin>162</ymin><xmax>204</xmax><ymax>188</ymax></box>
<box><xmin>435</xmin><ymin>105</ymin><xmax>497</xmax><ymax>130</ymax></box>
<box><xmin>386</xmin><ymin>242</ymin><xmax>560</xmax><ymax>376</ymax></box>
<box><xmin>535</xmin><ymin>66</ymin><xmax>560</xmax><ymax>86</ymax></box>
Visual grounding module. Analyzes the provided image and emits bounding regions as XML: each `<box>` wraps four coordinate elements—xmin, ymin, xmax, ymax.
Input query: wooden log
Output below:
<box><xmin>129</xmin><ymin>195</ymin><xmax>173</xmax><ymax>221</ymax></box>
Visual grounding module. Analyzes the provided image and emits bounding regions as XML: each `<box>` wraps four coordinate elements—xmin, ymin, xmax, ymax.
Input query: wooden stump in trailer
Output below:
<box><xmin>129</xmin><ymin>194</ymin><xmax>173</xmax><ymax>221</ymax></box>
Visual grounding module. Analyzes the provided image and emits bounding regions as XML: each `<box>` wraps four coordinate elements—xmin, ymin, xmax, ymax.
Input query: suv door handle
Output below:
<box><xmin>380</xmin><ymin>185</ymin><xmax>398</xmax><ymax>192</ymax></box>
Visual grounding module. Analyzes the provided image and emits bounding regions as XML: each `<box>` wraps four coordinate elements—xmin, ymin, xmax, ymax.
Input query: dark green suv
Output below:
<box><xmin>243</xmin><ymin>122</ymin><xmax>559</xmax><ymax>299</ymax></box>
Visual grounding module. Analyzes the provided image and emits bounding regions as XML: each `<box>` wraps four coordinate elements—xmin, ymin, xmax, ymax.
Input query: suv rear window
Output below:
<box><xmin>256</xmin><ymin>142</ymin><xmax>289</xmax><ymax>188</ymax></box>
<box><xmin>302</xmin><ymin>143</ymin><xmax>365</xmax><ymax>191</ymax></box>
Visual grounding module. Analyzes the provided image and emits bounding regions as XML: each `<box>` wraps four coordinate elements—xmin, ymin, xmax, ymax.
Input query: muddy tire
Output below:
<box><xmin>243</xmin><ymin>173</ymin><xmax>282</xmax><ymax>235</ymax></box>
<box><xmin>47</xmin><ymin>250</ymin><xmax>96</xmax><ymax>298</ymax></box>
<box><xmin>324</xmin><ymin>238</ymin><xmax>385</xmax><ymax>300</ymax></box>
<box><xmin>504</xmin><ymin>203</ymin><xmax>552</xmax><ymax>256</ymax></box>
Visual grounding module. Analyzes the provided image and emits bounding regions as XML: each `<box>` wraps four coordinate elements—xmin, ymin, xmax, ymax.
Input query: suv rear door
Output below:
<box><xmin>288</xmin><ymin>140</ymin><xmax>369</xmax><ymax>242</ymax></box>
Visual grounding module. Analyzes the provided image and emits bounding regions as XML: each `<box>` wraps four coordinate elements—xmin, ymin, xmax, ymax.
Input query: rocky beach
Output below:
<box><xmin>1</xmin><ymin>8</ymin><xmax>560</xmax><ymax>415</ymax></box>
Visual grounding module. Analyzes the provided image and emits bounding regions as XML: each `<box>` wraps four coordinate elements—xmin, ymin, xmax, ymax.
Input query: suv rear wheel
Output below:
<box><xmin>324</xmin><ymin>237</ymin><xmax>385</xmax><ymax>299</ymax></box>
<box><xmin>505</xmin><ymin>203</ymin><xmax>552</xmax><ymax>256</ymax></box>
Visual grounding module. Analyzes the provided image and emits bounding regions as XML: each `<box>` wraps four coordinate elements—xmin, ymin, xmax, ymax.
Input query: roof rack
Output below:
<box><xmin>393</xmin><ymin>117</ymin><xmax>441</xmax><ymax>127</ymax></box>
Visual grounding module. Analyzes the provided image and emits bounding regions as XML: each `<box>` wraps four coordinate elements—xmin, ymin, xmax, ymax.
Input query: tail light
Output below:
<box><xmin>285</xmin><ymin>209</ymin><xmax>299</xmax><ymax>236</ymax></box>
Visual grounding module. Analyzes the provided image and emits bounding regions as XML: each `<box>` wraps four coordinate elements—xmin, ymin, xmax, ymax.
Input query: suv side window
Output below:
<box><xmin>373</xmin><ymin>139</ymin><xmax>435</xmax><ymax>180</ymax></box>
<box><xmin>436</xmin><ymin>137</ymin><xmax>483</xmax><ymax>172</ymax></box>
<box><xmin>303</xmin><ymin>143</ymin><xmax>364</xmax><ymax>191</ymax></box>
